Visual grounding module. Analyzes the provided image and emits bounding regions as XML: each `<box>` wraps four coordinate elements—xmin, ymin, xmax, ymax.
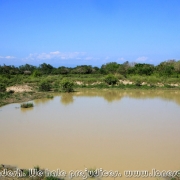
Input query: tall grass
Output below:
<box><xmin>21</xmin><ymin>102</ymin><xmax>34</xmax><ymax>108</ymax></box>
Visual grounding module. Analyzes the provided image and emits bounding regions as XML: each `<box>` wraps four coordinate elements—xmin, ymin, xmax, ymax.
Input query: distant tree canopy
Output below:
<box><xmin>71</xmin><ymin>65</ymin><xmax>93</xmax><ymax>74</ymax></box>
<box><xmin>101</xmin><ymin>62</ymin><xmax>120</xmax><ymax>74</ymax></box>
<box><xmin>0</xmin><ymin>60</ymin><xmax>180</xmax><ymax>77</ymax></box>
<box><xmin>156</xmin><ymin>61</ymin><xmax>175</xmax><ymax>76</ymax></box>
<box><xmin>19</xmin><ymin>64</ymin><xmax>36</xmax><ymax>73</ymax></box>
<box><xmin>127</xmin><ymin>63</ymin><xmax>155</xmax><ymax>75</ymax></box>
<box><xmin>39</xmin><ymin>63</ymin><xmax>54</xmax><ymax>74</ymax></box>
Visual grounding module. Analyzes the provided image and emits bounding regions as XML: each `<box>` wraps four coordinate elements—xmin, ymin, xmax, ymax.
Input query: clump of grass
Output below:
<box><xmin>21</xmin><ymin>102</ymin><xmax>34</xmax><ymax>108</ymax></box>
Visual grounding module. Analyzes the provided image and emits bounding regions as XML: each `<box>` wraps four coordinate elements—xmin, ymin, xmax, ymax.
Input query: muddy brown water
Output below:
<box><xmin>0</xmin><ymin>89</ymin><xmax>180</xmax><ymax>180</ymax></box>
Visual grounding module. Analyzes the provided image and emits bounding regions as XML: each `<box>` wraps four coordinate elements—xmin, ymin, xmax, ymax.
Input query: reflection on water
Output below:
<box><xmin>49</xmin><ymin>89</ymin><xmax>180</xmax><ymax>105</ymax></box>
<box><xmin>61</xmin><ymin>93</ymin><xmax>74</xmax><ymax>105</ymax></box>
<box><xmin>0</xmin><ymin>89</ymin><xmax>180</xmax><ymax>180</ymax></box>
<box><xmin>20</xmin><ymin>107</ymin><xmax>34</xmax><ymax>113</ymax></box>
<box><xmin>19</xmin><ymin>89</ymin><xmax>180</xmax><ymax>106</ymax></box>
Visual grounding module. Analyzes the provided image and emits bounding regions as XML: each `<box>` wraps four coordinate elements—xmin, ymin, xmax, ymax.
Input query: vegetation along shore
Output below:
<box><xmin>1</xmin><ymin>60</ymin><xmax>180</xmax><ymax>107</ymax></box>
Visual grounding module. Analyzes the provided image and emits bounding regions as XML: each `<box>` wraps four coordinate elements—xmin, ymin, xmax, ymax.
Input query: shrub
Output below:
<box><xmin>135</xmin><ymin>79</ymin><xmax>142</xmax><ymax>86</ymax></box>
<box><xmin>61</xmin><ymin>79</ymin><xmax>74</xmax><ymax>92</ymax></box>
<box><xmin>104</xmin><ymin>74</ymin><xmax>118</xmax><ymax>85</ymax></box>
<box><xmin>0</xmin><ymin>83</ymin><xmax>6</xmax><ymax>92</ymax></box>
<box><xmin>21</xmin><ymin>102</ymin><xmax>34</xmax><ymax>108</ymax></box>
<box><xmin>32</xmin><ymin>70</ymin><xmax>41</xmax><ymax>77</ymax></box>
<box><xmin>39</xmin><ymin>80</ymin><xmax>51</xmax><ymax>91</ymax></box>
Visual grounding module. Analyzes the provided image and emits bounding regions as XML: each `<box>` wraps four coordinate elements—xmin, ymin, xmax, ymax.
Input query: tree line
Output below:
<box><xmin>1</xmin><ymin>59</ymin><xmax>180</xmax><ymax>77</ymax></box>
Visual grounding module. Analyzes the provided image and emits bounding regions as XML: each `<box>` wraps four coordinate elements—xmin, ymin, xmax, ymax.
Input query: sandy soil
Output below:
<box><xmin>6</xmin><ymin>85</ymin><xmax>32</xmax><ymax>93</ymax></box>
<box><xmin>119</xmin><ymin>80</ymin><xmax>133</xmax><ymax>85</ymax></box>
<box><xmin>75</xmin><ymin>81</ymin><xmax>83</xmax><ymax>85</ymax></box>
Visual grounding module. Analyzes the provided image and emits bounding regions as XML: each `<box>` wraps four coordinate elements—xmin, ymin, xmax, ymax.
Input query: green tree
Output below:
<box><xmin>174</xmin><ymin>60</ymin><xmax>180</xmax><ymax>73</ymax></box>
<box><xmin>101</xmin><ymin>62</ymin><xmax>120</xmax><ymax>74</ymax></box>
<box><xmin>39</xmin><ymin>63</ymin><xmax>54</xmax><ymax>74</ymax></box>
<box><xmin>71</xmin><ymin>65</ymin><xmax>93</xmax><ymax>74</ymax></box>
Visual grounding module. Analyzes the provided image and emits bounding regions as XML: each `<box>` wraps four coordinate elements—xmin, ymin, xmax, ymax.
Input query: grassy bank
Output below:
<box><xmin>1</xmin><ymin>73</ymin><xmax>180</xmax><ymax>107</ymax></box>
<box><xmin>0</xmin><ymin>91</ymin><xmax>49</xmax><ymax>107</ymax></box>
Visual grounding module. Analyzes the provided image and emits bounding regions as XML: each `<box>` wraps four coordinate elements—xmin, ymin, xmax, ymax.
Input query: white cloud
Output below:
<box><xmin>0</xmin><ymin>56</ymin><xmax>15</xmax><ymax>59</ymax></box>
<box><xmin>136</xmin><ymin>56</ymin><xmax>148</xmax><ymax>62</ymax></box>
<box><xmin>84</xmin><ymin>56</ymin><xmax>100</xmax><ymax>60</ymax></box>
<box><xmin>25</xmin><ymin>51</ymin><xmax>87</xmax><ymax>60</ymax></box>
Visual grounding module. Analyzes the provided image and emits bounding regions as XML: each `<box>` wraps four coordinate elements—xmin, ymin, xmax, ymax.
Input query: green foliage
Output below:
<box><xmin>135</xmin><ymin>79</ymin><xmax>142</xmax><ymax>86</ymax></box>
<box><xmin>71</xmin><ymin>65</ymin><xmax>93</xmax><ymax>74</ymax></box>
<box><xmin>127</xmin><ymin>63</ymin><xmax>155</xmax><ymax>75</ymax></box>
<box><xmin>0</xmin><ymin>65</ymin><xmax>20</xmax><ymax>75</ymax></box>
<box><xmin>101</xmin><ymin>62</ymin><xmax>120</xmax><ymax>74</ymax></box>
<box><xmin>0</xmin><ymin>92</ymin><xmax>11</xmax><ymax>99</ymax></box>
<box><xmin>0</xmin><ymin>60</ymin><xmax>180</xmax><ymax>78</ymax></box>
<box><xmin>117</xmin><ymin>65</ymin><xmax>127</xmax><ymax>75</ymax></box>
<box><xmin>23</xmin><ymin>169</ymin><xmax>29</xmax><ymax>177</ymax></box>
<box><xmin>39</xmin><ymin>80</ymin><xmax>52</xmax><ymax>91</ymax></box>
<box><xmin>146</xmin><ymin>76</ymin><xmax>159</xmax><ymax>84</ymax></box>
<box><xmin>156</xmin><ymin>61</ymin><xmax>176</xmax><ymax>76</ymax></box>
<box><xmin>21</xmin><ymin>102</ymin><xmax>34</xmax><ymax>108</ymax></box>
<box><xmin>32</xmin><ymin>70</ymin><xmax>42</xmax><ymax>77</ymax></box>
<box><xmin>34</xmin><ymin>166</ymin><xmax>40</xmax><ymax>171</ymax></box>
<box><xmin>104</xmin><ymin>74</ymin><xmax>118</xmax><ymax>85</ymax></box>
<box><xmin>46</xmin><ymin>176</ymin><xmax>63</xmax><ymax>180</ymax></box>
<box><xmin>52</xmin><ymin>66</ymin><xmax>70</xmax><ymax>74</ymax></box>
<box><xmin>19</xmin><ymin>64</ymin><xmax>36</xmax><ymax>73</ymax></box>
<box><xmin>61</xmin><ymin>79</ymin><xmax>74</xmax><ymax>92</ymax></box>
<box><xmin>39</xmin><ymin>63</ymin><xmax>54</xmax><ymax>74</ymax></box>
<box><xmin>0</xmin><ymin>83</ymin><xmax>6</xmax><ymax>92</ymax></box>
<box><xmin>174</xmin><ymin>60</ymin><xmax>180</xmax><ymax>73</ymax></box>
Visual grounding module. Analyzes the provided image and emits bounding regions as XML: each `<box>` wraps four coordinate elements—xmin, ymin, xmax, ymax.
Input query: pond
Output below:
<box><xmin>0</xmin><ymin>89</ymin><xmax>180</xmax><ymax>180</ymax></box>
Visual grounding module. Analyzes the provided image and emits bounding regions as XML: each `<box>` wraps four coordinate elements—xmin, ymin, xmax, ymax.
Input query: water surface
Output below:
<box><xmin>0</xmin><ymin>89</ymin><xmax>180</xmax><ymax>179</ymax></box>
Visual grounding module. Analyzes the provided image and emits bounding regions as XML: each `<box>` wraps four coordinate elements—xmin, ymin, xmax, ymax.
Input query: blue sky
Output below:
<box><xmin>0</xmin><ymin>0</ymin><xmax>180</xmax><ymax>67</ymax></box>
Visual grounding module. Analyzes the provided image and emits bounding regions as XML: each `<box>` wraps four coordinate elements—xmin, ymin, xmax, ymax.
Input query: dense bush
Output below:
<box><xmin>104</xmin><ymin>74</ymin><xmax>118</xmax><ymax>85</ymax></box>
<box><xmin>0</xmin><ymin>83</ymin><xmax>6</xmax><ymax>92</ymax></box>
<box><xmin>32</xmin><ymin>70</ymin><xmax>41</xmax><ymax>77</ymax></box>
<box><xmin>135</xmin><ymin>79</ymin><xmax>142</xmax><ymax>86</ymax></box>
<box><xmin>61</xmin><ymin>79</ymin><xmax>74</xmax><ymax>92</ymax></box>
<box><xmin>39</xmin><ymin>80</ymin><xmax>52</xmax><ymax>91</ymax></box>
